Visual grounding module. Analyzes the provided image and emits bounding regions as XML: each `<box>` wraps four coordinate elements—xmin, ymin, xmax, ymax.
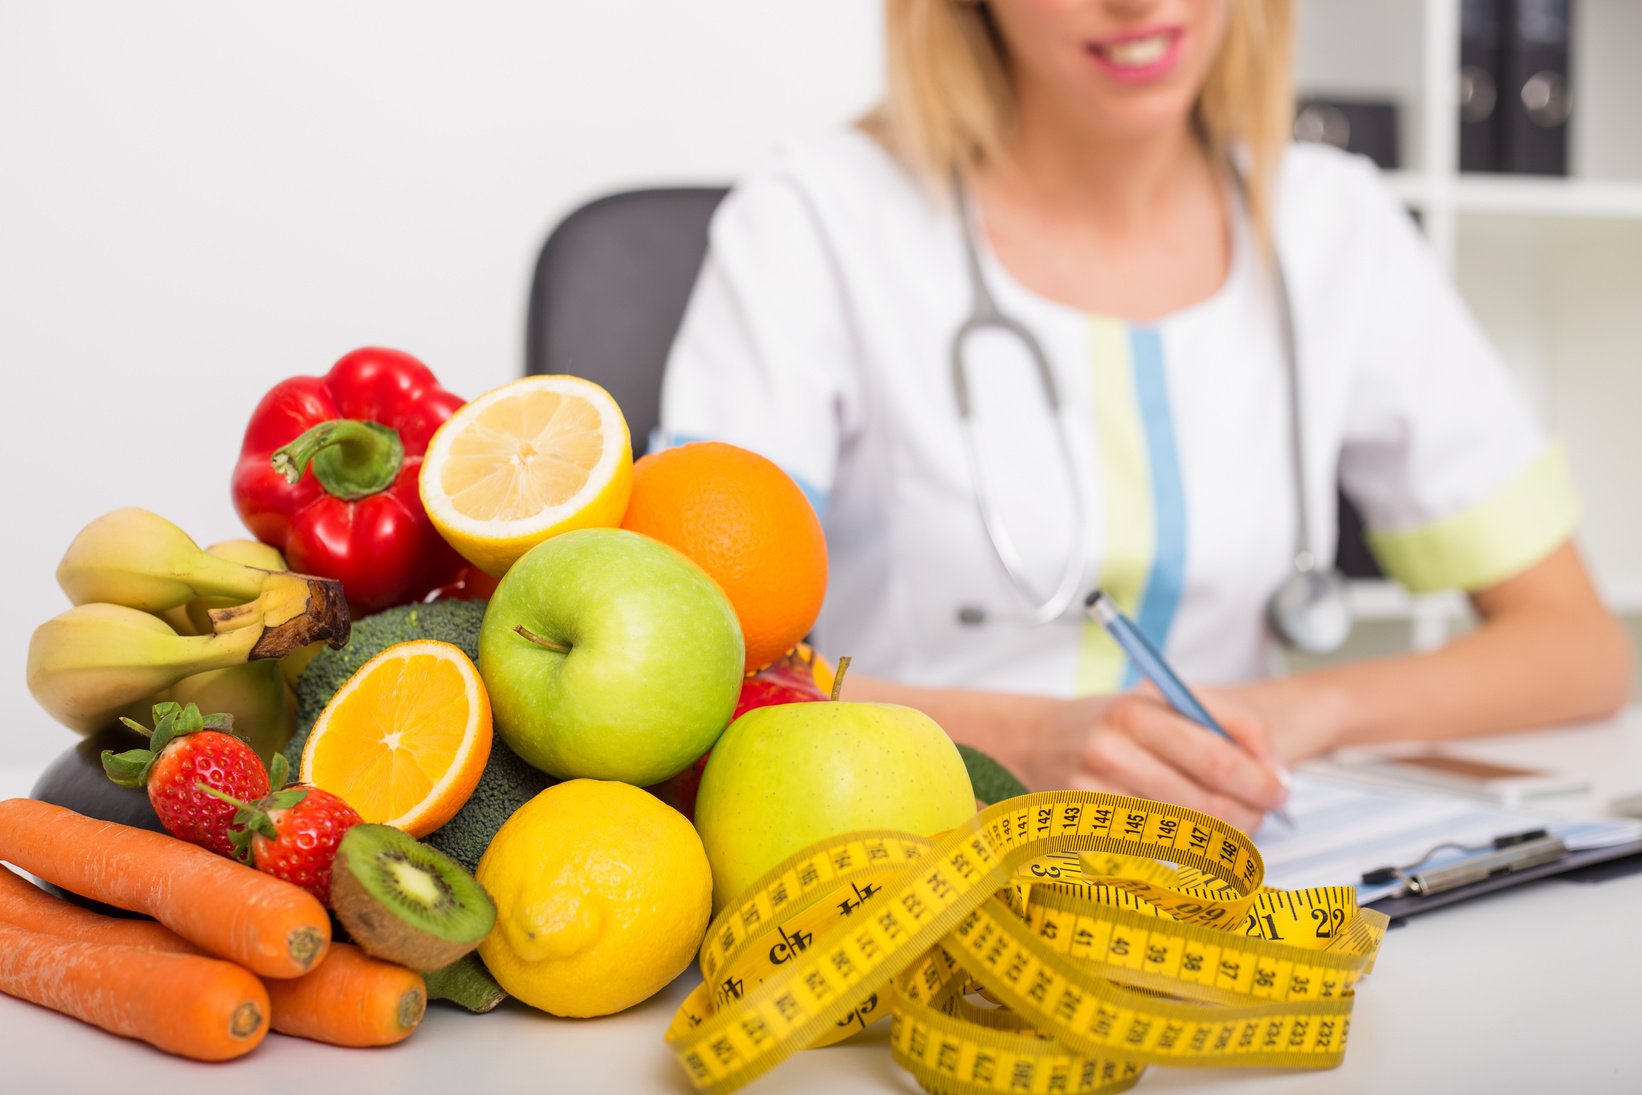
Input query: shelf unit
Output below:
<box><xmin>1385</xmin><ymin>172</ymin><xmax>1642</xmax><ymax>221</ymax></box>
<box><xmin>1294</xmin><ymin>0</ymin><xmax>1642</xmax><ymax>659</ymax></box>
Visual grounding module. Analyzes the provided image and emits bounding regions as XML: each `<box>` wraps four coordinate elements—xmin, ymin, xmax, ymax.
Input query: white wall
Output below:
<box><xmin>0</xmin><ymin>1</ymin><xmax>883</xmax><ymax>772</ymax></box>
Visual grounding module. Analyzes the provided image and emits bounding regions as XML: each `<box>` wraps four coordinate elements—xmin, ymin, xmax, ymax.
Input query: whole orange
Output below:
<box><xmin>621</xmin><ymin>442</ymin><xmax>827</xmax><ymax>672</ymax></box>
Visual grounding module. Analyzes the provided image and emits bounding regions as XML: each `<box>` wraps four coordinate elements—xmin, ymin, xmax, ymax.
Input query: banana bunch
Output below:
<box><xmin>28</xmin><ymin>508</ymin><xmax>350</xmax><ymax>756</ymax></box>
<box><xmin>158</xmin><ymin>538</ymin><xmax>314</xmax><ymax>764</ymax></box>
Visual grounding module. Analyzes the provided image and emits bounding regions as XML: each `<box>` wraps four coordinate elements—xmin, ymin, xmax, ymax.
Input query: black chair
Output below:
<box><xmin>524</xmin><ymin>186</ymin><xmax>1381</xmax><ymax>579</ymax></box>
<box><xmin>526</xmin><ymin>187</ymin><xmax>729</xmax><ymax>457</ymax></box>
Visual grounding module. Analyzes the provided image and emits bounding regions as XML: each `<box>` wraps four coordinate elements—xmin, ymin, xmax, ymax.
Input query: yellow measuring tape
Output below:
<box><xmin>666</xmin><ymin>791</ymin><xmax>1387</xmax><ymax>1094</ymax></box>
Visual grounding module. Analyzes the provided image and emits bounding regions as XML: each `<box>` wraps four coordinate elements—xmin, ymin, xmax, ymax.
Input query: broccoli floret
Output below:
<box><xmin>424</xmin><ymin>734</ymin><xmax>554</xmax><ymax>871</ymax></box>
<box><xmin>292</xmin><ymin>600</ymin><xmax>489</xmax><ymax>710</ymax></box>
<box><xmin>287</xmin><ymin>598</ymin><xmax>554</xmax><ymax>871</ymax></box>
<box><xmin>957</xmin><ymin>743</ymin><xmax>1028</xmax><ymax>806</ymax></box>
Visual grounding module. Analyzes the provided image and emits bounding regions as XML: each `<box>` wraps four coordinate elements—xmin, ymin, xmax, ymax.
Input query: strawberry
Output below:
<box><xmin>102</xmin><ymin>702</ymin><xmax>271</xmax><ymax>858</ymax></box>
<box><xmin>208</xmin><ymin>782</ymin><xmax>364</xmax><ymax>905</ymax></box>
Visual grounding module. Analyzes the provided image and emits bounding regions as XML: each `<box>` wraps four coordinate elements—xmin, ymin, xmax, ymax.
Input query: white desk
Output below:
<box><xmin>4</xmin><ymin>715</ymin><xmax>1641</xmax><ymax>1095</ymax></box>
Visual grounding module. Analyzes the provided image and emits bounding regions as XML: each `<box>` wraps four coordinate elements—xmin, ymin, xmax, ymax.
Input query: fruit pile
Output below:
<box><xmin>10</xmin><ymin>347</ymin><xmax>1009</xmax><ymax>1061</ymax></box>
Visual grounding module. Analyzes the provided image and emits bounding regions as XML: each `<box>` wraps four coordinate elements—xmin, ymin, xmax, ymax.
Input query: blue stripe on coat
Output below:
<box><xmin>1120</xmin><ymin>327</ymin><xmax>1188</xmax><ymax>689</ymax></box>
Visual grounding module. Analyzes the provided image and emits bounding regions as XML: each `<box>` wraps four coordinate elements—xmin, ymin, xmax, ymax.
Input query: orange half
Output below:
<box><xmin>300</xmin><ymin>640</ymin><xmax>492</xmax><ymax>837</ymax></box>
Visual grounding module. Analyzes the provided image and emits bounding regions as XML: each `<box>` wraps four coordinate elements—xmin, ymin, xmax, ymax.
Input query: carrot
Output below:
<box><xmin>0</xmin><ymin>920</ymin><xmax>268</xmax><ymax>1060</ymax></box>
<box><xmin>0</xmin><ymin>799</ymin><xmax>329</xmax><ymax>978</ymax></box>
<box><xmin>0</xmin><ymin>869</ymin><xmax>425</xmax><ymax>1047</ymax></box>
<box><xmin>264</xmin><ymin>942</ymin><xmax>427</xmax><ymax>1046</ymax></box>
<box><xmin>0</xmin><ymin>866</ymin><xmax>203</xmax><ymax>954</ymax></box>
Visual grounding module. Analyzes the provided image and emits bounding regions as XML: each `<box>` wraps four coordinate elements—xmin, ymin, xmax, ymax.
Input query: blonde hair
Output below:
<box><xmin>873</xmin><ymin>0</ymin><xmax>1295</xmax><ymax>239</ymax></box>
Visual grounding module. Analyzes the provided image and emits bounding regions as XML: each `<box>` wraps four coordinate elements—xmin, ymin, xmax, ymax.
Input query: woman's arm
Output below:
<box><xmin>843</xmin><ymin>541</ymin><xmax>1627</xmax><ymax>830</ymax></box>
<box><xmin>1234</xmin><ymin>540</ymin><xmax>1632</xmax><ymax>760</ymax></box>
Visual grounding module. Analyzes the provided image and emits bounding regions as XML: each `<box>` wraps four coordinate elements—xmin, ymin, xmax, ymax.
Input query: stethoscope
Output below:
<box><xmin>949</xmin><ymin>174</ymin><xmax>1353</xmax><ymax>655</ymax></box>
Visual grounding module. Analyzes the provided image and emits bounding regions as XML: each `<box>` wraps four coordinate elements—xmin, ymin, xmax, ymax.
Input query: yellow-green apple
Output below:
<box><xmin>648</xmin><ymin>645</ymin><xmax>833</xmax><ymax>819</ymax></box>
<box><xmin>693</xmin><ymin>693</ymin><xmax>976</xmax><ymax>910</ymax></box>
<box><xmin>478</xmin><ymin>528</ymin><xmax>744</xmax><ymax>786</ymax></box>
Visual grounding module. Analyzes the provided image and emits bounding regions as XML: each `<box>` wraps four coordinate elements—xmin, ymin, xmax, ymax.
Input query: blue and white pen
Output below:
<box><xmin>1084</xmin><ymin>591</ymin><xmax>1294</xmax><ymax>828</ymax></box>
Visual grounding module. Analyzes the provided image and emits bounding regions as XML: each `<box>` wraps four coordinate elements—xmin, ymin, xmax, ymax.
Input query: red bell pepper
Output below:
<box><xmin>232</xmin><ymin>347</ymin><xmax>468</xmax><ymax>615</ymax></box>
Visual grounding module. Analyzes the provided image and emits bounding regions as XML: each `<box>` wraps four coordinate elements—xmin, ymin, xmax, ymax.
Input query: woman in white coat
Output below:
<box><xmin>658</xmin><ymin>0</ymin><xmax>1630</xmax><ymax>832</ymax></box>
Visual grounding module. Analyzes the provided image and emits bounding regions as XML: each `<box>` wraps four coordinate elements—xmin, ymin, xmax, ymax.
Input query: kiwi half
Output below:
<box><xmin>331</xmin><ymin>824</ymin><xmax>497</xmax><ymax>972</ymax></box>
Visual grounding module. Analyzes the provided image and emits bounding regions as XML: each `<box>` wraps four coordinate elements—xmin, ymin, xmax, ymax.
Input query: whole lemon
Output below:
<box><xmin>476</xmin><ymin>779</ymin><xmax>711</xmax><ymax>1017</ymax></box>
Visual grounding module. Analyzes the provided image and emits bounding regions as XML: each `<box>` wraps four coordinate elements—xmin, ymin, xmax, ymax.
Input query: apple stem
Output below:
<box><xmin>829</xmin><ymin>656</ymin><xmax>851</xmax><ymax>702</ymax></box>
<box><xmin>513</xmin><ymin>625</ymin><xmax>571</xmax><ymax>655</ymax></box>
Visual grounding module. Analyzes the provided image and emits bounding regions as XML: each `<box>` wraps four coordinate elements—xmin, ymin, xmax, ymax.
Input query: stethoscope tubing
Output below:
<box><xmin>948</xmin><ymin>169</ymin><xmax>1350</xmax><ymax>650</ymax></box>
<box><xmin>950</xmin><ymin>177</ymin><xmax>1090</xmax><ymax>625</ymax></box>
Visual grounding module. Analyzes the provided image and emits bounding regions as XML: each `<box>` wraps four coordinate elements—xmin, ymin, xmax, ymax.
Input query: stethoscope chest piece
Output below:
<box><xmin>1268</xmin><ymin>561</ymin><xmax>1353</xmax><ymax>655</ymax></box>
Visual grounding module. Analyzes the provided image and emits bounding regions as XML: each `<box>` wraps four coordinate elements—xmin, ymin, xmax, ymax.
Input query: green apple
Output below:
<box><xmin>478</xmin><ymin>528</ymin><xmax>744</xmax><ymax>786</ymax></box>
<box><xmin>693</xmin><ymin>697</ymin><xmax>976</xmax><ymax>911</ymax></box>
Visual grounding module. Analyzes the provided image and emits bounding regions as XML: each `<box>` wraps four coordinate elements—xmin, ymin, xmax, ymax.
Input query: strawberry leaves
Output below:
<box><xmin>101</xmin><ymin>701</ymin><xmax>240</xmax><ymax>788</ymax></box>
<box><xmin>267</xmin><ymin>751</ymin><xmax>291</xmax><ymax>792</ymax></box>
<box><xmin>99</xmin><ymin>748</ymin><xmax>153</xmax><ymax>788</ymax></box>
<box><xmin>224</xmin><ymin>789</ymin><xmax>309</xmax><ymax>866</ymax></box>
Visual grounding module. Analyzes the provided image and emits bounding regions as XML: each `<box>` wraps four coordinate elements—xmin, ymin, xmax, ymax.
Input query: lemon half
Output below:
<box><xmin>419</xmin><ymin>375</ymin><xmax>633</xmax><ymax>576</ymax></box>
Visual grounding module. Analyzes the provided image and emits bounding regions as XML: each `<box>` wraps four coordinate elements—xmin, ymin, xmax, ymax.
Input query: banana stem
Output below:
<box><xmin>207</xmin><ymin>573</ymin><xmax>351</xmax><ymax>657</ymax></box>
<box><xmin>169</xmin><ymin>625</ymin><xmax>268</xmax><ymax>675</ymax></box>
<box><xmin>177</xmin><ymin>551</ymin><xmax>282</xmax><ymax>605</ymax></box>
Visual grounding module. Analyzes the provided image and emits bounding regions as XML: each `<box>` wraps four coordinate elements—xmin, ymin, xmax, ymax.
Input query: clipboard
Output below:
<box><xmin>1253</xmin><ymin>771</ymin><xmax>1642</xmax><ymax>919</ymax></box>
<box><xmin>1366</xmin><ymin>834</ymin><xmax>1642</xmax><ymax>920</ymax></box>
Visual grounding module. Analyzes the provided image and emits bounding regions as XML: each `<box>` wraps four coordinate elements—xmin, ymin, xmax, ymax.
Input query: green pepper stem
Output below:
<box><xmin>271</xmin><ymin>419</ymin><xmax>404</xmax><ymax>501</ymax></box>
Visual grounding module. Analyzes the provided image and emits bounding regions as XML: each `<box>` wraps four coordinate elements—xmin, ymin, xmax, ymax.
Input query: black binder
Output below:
<box><xmin>1499</xmin><ymin>0</ymin><xmax>1572</xmax><ymax>175</ymax></box>
<box><xmin>1459</xmin><ymin>0</ymin><xmax>1505</xmax><ymax>173</ymax></box>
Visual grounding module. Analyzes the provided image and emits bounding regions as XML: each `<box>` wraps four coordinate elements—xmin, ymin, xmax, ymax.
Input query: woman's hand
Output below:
<box><xmin>1019</xmin><ymin>688</ymin><xmax>1289</xmax><ymax>834</ymax></box>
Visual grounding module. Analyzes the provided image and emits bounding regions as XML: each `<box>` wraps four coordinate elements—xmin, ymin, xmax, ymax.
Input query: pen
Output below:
<box><xmin>1084</xmin><ymin>590</ymin><xmax>1295</xmax><ymax>828</ymax></box>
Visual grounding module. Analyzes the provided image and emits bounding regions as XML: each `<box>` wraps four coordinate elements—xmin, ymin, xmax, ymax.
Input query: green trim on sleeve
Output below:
<box><xmin>1366</xmin><ymin>444</ymin><xmax>1580</xmax><ymax>594</ymax></box>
